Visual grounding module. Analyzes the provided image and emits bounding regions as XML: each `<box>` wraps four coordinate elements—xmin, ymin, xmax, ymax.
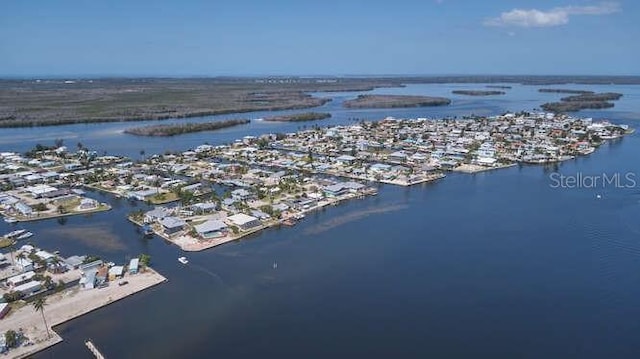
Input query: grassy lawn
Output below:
<box><xmin>149</xmin><ymin>192</ymin><xmax>179</xmax><ymax>204</ymax></box>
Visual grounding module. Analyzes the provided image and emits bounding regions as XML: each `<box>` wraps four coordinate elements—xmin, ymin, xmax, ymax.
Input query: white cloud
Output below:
<box><xmin>484</xmin><ymin>2</ymin><xmax>620</xmax><ymax>28</ymax></box>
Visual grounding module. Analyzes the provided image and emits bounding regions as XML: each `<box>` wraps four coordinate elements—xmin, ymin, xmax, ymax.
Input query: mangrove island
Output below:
<box><xmin>343</xmin><ymin>95</ymin><xmax>451</xmax><ymax>109</ymax></box>
<box><xmin>263</xmin><ymin>112</ymin><xmax>331</xmax><ymax>122</ymax></box>
<box><xmin>124</xmin><ymin>119</ymin><xmax>250</xmax><ymax>137</ymax></box>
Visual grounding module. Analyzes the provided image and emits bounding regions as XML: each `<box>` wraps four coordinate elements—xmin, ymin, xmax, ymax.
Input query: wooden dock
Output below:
<box><xmin>85</xmin><ymin>340</ymin><xmax>106</xmax><ymax>359</ymax></box>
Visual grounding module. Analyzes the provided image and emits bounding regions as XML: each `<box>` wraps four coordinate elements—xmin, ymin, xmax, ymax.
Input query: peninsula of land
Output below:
<box><xmin>0</xmin><ymin>112</ymin><xmax>632</xmax><ymax>254</ymax></box>
<box><xmin>343</xmin><ymin>95</ymin><xmax>451</xmax><ymax>109</ymax></box>
<box><xmin>263</xmin><ymin>112</ymin><xmax>331</xmax><ymax>122</ymax></box>
<box><xmin>124</xmin><ymin>119</ymin><xmax>250</xmax><ymax>137</ymax></box>
<box><xmin>0</xmin><ymin>245</ymin><xmax>166</xmax><ymax>358</ymax></box>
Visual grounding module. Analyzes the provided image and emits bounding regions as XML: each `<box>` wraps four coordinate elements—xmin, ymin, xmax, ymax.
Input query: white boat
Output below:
<box><xmin>3</xmin><ymin>217</ymin><xmax>17</xmax><ymax>223</ymax></box>
<box><xmin>16</xmin><ymin>231</ymin><xmax>33</xmax><ymax>240</ymax></box>
<box><xmin>3</xmin><ymin>229</ymin><xmax>27</xmax><ymax>239</ymax></box>
<box><xmin>178</xmin><ymin>256</ymin><xmax>189</xmax><ymax>264</ymax></box>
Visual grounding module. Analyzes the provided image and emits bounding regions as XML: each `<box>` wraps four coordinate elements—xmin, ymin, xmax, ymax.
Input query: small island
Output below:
<box><xmin>343</xmin><ymin>95</ymin><xmax>451</xmax><ymax>109</ymax></box>
<box><xmin>538</xmin><ymin>88</ymin><xmax>593</xmax><ymax>94</ymax></box>
<box><xmin>452</xmin><ymin>90</ymin><xmax>506</xmax><ymax>96</ymax></box>
<box><xmin>486</xmin><ymin>85</ymin><xmax>512</xmax><ymax>89</ymax></box>
<box><xmin>263</xmin><ymin>112</ymin><xmax>331</xmax><ymax>122</ymax></box>
<box><xmin>560</xmin><ymin>92</ymin><xmax>623</xmax><ymax>102</ymax></box>
<box><xmin>124</xmin><ymin>119</ymin><xmax>250</xmax><ymax>137</ymax></box>
<box><xmin>541</xmin><ymin>92</ymin><xmax>623</xmax><ymax>113</ymax></box>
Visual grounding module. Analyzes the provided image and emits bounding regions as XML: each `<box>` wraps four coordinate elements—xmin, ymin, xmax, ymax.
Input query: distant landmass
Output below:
<box><xmin>343</xmin><ymin>95</ymin><xmax>451</xmax><ymax>109</ymax></box>
<box><xmin>538</xmin><ymin>88</ymin><xmax>593</xmax><ymax>94</ymax></box>
<box><xmin>263</xmin><ymin>112</ymin><xmax>331</xmax><ymax>122</ymax></box>
<box><xmin>1</xmin><ymin>76</ymin><xmax>639</xmax><ymax>127</ymax></box>
<box><xmin>541</xmin><ymin>92</ymin><xmax>623</xmax><ymax>113</ymax></box>
<box><xmin>124</xmin><ymin>119</ymin><xmax>250</xmax><ymax>136</ymax></box>
<box><xmin>452</xmin><ymin>90</ymin><xmax>506</xmax><ymax>96</ymax></box>
<box><xmin>486</xmin><ymin>85</ymin><xmax>512</xmax><ymax>89</ymax></box>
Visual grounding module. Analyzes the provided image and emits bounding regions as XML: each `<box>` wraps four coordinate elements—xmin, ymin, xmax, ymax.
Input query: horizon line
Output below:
<box><xmin>1</xmin><ymin>73</ymin><xmax>640</xmax><ymax>80</ymax></box>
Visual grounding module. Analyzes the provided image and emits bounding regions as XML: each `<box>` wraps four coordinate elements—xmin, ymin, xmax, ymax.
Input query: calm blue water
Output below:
<box><xmin>1</xmin><ymin>83</ymin><xmax>640</xmax><ymax>358</ymax></box>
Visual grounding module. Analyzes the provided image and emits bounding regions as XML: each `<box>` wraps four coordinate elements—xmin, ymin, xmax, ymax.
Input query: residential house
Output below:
<box><xmin>226</xmin><ymin>213</ymin><xmax>261</xmax><ymax>231</ymax></box>
<box><xmin>160</xmin><ymin>217</ymin><xmax>186</xmax><ymax>236</ymax></box>
<box><xmin>194</xmin><ymin>219</ymin><xmax>228</xmax><ymax>238</ymax></box>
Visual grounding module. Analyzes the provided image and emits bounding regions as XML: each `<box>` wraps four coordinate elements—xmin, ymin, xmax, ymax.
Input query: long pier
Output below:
<box><xmin>85</xmin><ymin>340</ymin><xmax>106</xmax><ymax>359</ymax></box>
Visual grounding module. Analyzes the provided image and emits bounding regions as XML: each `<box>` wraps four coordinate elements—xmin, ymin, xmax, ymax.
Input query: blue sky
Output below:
<box><xmin>0</xmin><ymin>0</ymin><xmax>638</xmax><ymax>76</ymax></box>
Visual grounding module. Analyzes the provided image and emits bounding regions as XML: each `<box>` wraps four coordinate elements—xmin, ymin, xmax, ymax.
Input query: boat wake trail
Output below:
<box><xmin>304</xmin><ymin>203</ymin><xmax>408</xmax><ymax>235</ymax></box>
<box><xmin>187</xmin><ymin>263</ymin><xmax>228</xmax><ymax>287</ymax></box>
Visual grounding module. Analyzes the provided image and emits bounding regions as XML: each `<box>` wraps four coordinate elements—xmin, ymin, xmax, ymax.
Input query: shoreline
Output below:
<box><xmin>2</xmin><ymin>204</ymin><xmax>112</xmax><ymax>223</ymax></box>
<box><xmin>129</xmin><ymin>190</ymin><xmax>379</xmax><ymax>252</ymax></box>
<box><xmin>0</xmin><ymin>268</ymin><xmax>167</xmax><ymax>359</ymax></box>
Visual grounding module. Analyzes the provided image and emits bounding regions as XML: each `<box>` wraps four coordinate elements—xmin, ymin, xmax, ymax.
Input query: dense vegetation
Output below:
<box><xmin>263</xmin><ymin>112</ymin><xmax>331</xmax><ymax>122</ymax></box>
<box><xmin>541</xmin><ymin>92</ymin><xmax>623</xmax><ymax>113</ymax></box>
<box><xmin>541</xmin><ymin>101</ymin><xmax>615</xmax><ymax>112</ymax></box>
<box><xmin>0</xmin><ymin>78</ymin><xmax>399</xmax><ymax>128</ymax></box>
<box><xmin>1</xmin><ymin>76</ymin><xmax>638</xmax><ymax>127</ymax></box>
<box><xmin>538</xmin><ymin>89</ymin><xmax>593</xmax><ymax>94</ymax></box>
<box><xmin>560</xmin><ymin>92</ymin><xmax>623</xmax><ymax>102</ymax></box>
<box><xmin>452</xmin><ymin>90</ymin><xmax>506</xmax><ymax>96</ymax></box>
<box><xmin>125</xmin><ymin>119</ymin><xmax>250</xmax><ymax>136</ymax></box>
<box><xmin>343</xmin><ymin>95</ymin><xmax>451</xmax><ymax>109</ymax></box>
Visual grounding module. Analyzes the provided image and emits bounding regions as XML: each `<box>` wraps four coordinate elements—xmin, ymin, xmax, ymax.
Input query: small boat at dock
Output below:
<box><xmin>3</xmin><ymin>217</ymin><xmax>17</xmax><ymax>223</ymax></box>
<box><xmin>142</xmin><ymin>224</ymin><xmax>154</xmax><ymax>236</ymax></box>
<box><xmin>282</xmin><ymin>218</ymin><xmax>296</xmax><ymax>226</ymax></box>
<box><xmin>16</xmin><ymin>231</ymin><xmax>34</xmax><ymax>240</ymax></box>
<box><xmin>3</xmin><ymin>229</ymin><xmax>27</xmax><ymax>239</ymax></box>
<box><xmin>178</xmin><ymin>256</ymin><xmax>189</xmax><ymax>264</ymax></box>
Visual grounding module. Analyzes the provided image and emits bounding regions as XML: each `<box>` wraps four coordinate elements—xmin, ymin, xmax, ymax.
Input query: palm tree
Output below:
<box><xmin>15</xmin><ymin>251</ymin><xmax>26</xmax><ymax>265</ymax></box>
<box><xmin>32</xmin><ymin>297</ymin><xmax>51</xmax><ymax>339</ymax></box>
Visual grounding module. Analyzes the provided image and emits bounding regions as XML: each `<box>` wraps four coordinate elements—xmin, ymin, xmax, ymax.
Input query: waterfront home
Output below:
<box><xmin>181</xmin><ymin>182</ymin><xmax>203</xmax><ymax>193</ymax></box>
<box><xmin>14</xmin><ymin>202</ymin><xmax>34</xmax><ymax>217</ymax></box>
<box><xmin>108</xmin><ymin>266</ymin><xmax>124</xmax><ymax>281</ymax></box>
<box><xmin>194</xmin><ymin>219</ymin><xmax>228</xmax><ymax>238</ymax></box>
<box><xmin>226</xmin><ymin>213</ymin><xmax>261</xmax><ymax>231</ymax></box>
<box><xmin>79</xmin><ymin>270</ymin><xmax>97</xmax><ymax>289</ymax></box>
<box><xmin>35</xmin><ymin>250</ymin><xmax>56</xmax><ymax>264</ymax></box>
<box><xmin>129</xmin><ymin>188</ymin><xmax>158</xmax><ymax>201</ymax></box>
<box><xmin>129</xmin><ymin>258</ymin><xmax>139</xmax><ymax>274</ymax></box>
<box><xmin>323</xmin><ymin>183</ymin><xmax>347</xmax><ymax>197</ymax></box>
<box><xmin>79</xmin><ymin>198</ymin><xmax>98</xmax><ymax>210</ymax></box>
<box><xmin>64</xmin><ymin>255</ymin><xmax>85</xmax><ymax>270</ymax></box>
<box><xmin>144</xmin><ymin>207</ymin><xmax>171</xmax><ymax>223</ymax></box>
<box><xmin>250</xmin><ymin>209</ymin><xmax>271</xmax><ymax>220</ymax></box>
<box><xmin>160</xmin><ymin>217</ymin><xmax>186</xmax><ymax>236</ymax></box>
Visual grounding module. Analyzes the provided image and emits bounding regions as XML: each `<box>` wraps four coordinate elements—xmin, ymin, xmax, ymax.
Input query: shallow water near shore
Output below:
<box><xmin>2</xmin><ymin>83</ymin><xmax>640</xmax><ymax>358</ymax></box>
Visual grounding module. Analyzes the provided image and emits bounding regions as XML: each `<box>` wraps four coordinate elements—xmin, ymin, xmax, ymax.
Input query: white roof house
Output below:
<box><xmin>226</xmin><ymin>213</ymin><xmax>261</xmax><ymax>230</ymax></box>
<box><xmin>7</xmin><ymin>271</ymin><xmax>36</xmax><ymax>287</ymax></box>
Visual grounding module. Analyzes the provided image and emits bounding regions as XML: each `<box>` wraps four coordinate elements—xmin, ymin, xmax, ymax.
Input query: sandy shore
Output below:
<box><xmin>0</xmin><ymin>268</ymin><xmax>167</xmax><ymax>358</ymax></box>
